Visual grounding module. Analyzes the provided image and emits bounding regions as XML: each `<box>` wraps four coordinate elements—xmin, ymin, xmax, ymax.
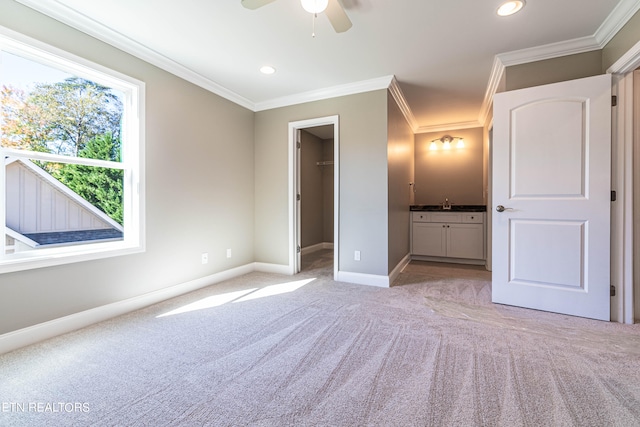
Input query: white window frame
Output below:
<box><xmin>0</xmin><ymin>26</ymin><xmax>145</xmax><ymax>274</ymax></box>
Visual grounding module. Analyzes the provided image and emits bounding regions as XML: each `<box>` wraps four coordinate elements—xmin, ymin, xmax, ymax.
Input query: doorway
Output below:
<box><xmin>288</xmin><ymin>116</ymin><xmax>339</xmax><ymax>280</ymax></box>
<box><xmin>299</xmin><ymin>125</ymin><xmax>334</xmax><ymax>273</ymax></box>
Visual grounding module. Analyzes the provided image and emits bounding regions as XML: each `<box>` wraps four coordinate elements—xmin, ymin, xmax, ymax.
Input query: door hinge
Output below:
<box><xmin>297</xmin><ymin>193</ymin><xmax>301</xmax><ymax>201</ymax></box>
<box><xmin>297</xmin><ymin>245</ymin><xmax>301</xmax><ymax>253</ymax></box>
<box><xmin>612</xmin><ymin>95</ymin><xmax>617</xmax><ymax>107</ymax></box>
<box><xmin>611</xmin><ymin>190</ymin><xmax>617</xmax><ymax>202</ymax></box>
<box><xmin>297</xmin><ymin>141</ymin><xmax>301</xmax><ymax>149</ymax></box>
<box><xmin>611</xmin><ymin>285</ymin><xmax>616</xmax><ymax>297</ymax></box>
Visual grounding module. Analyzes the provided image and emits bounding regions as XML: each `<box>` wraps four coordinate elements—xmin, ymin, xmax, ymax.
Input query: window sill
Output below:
<box><xmin>0</xmin><ymin>240</ymin><xmax>145</xmax><ymax>274</ymax></box>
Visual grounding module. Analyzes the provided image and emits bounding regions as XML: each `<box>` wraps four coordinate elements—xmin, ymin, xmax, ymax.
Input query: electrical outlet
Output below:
<box><xmin>201</xmin><ymin>253</ymin><xmax>209</xmax><ymax>264</ymax></box>
<box><xmin>354</xmin><ymin>250</ymin><xmax>361</xmax><ymax>261</ymax></box>
<box><xmin>226</xmin><ymin>249</ymin><xmax>232</xmax><ymax>258</ymax></box>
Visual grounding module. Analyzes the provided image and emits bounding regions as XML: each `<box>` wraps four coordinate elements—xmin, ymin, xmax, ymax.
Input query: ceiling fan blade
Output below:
<box><xmin>325</xmin><ymin>0</ymin><xmax>352</xmax><ymax>33</ymax></box>
<box><xmin>241</xmin><ymin>0</ymin><xmax>277</xmax><ymax>10</ymax></box>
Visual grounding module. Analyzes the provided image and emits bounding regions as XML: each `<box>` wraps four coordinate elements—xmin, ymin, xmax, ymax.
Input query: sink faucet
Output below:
<box><xmin>442</xmin><ymin>198</ymin><xmax>451</xmax><ymax>210</ymax></box>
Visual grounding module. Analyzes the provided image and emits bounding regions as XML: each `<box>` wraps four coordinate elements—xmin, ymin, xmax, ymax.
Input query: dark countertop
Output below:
<box><xmin>411</xmin><ymin>205</ymin><xmax>487</xmax><ymax>212</ymax></box>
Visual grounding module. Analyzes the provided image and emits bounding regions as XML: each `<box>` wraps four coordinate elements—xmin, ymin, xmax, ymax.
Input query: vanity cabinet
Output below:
<box><xmin>411</xmin><ymin>211</ymin><xmax>485</xmax><ymax>263</ymax></box>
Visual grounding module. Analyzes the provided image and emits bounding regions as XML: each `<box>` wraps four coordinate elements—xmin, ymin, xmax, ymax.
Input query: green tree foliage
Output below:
<box><xmin>1</xmin><ymin>77</ymin><xmax>122</xmax><ymax>156</ymax></box>
<box><xmin>1</xmin><ymin>75</ymin><xmax>124</xmax><ymax>225</ymax></box>
<box><xmin>54</xmin><ymin>134</ymin><xmax>124</xmax><ymax>225</ymax></box>
<box><xmin>1</xmin><ymin>85</ymin><xmax>51</xmax><ymax>152</ymax></box>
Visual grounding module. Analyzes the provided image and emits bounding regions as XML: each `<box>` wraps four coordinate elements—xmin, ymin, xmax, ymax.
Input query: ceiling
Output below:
<box><xmin>15</xmin><ymin>0</ymin><xmax>639</xmax><ymax>132</ymax></box>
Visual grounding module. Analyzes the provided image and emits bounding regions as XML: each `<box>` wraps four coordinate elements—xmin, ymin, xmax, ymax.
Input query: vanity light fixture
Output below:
<box><xmin>497</xmin><ymin>1</ymin><xmax>525</xmax><ymax>17</ymax></box>
<box><xmin>429</xmin><ymin>135</ymin><xmax>465</xmax><ymax>150</ymax></box>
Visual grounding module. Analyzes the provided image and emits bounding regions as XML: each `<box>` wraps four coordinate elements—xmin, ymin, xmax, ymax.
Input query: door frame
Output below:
<box><xmin>608</xmin><ymin>42</ymin><xmax>640</xmax><ymax>324</ymax></box>
<box><xmin>288</xmin><ymin>115</ymin><xmax>340</xmax><ymax>280</ymax></box>
<box><xmin>635</xmin><ymin>69</ymin><xmax>640</xmax><ymax>323</ymax></box>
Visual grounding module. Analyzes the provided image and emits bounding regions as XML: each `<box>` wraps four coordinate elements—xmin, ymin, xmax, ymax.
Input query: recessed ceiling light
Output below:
<box><xmin>497</xmin><ymin>0</ymin><xmax>525</xmax><ymax>16</ymax></box>
<box><xmin>260</xmin><ymin>65</ymin><xmax>276</xmax><ymax>75</ymax></box>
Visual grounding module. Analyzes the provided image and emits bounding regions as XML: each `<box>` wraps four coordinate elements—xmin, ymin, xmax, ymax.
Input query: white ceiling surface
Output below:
<box><xmin>16</xmin><ymin>0</ymin><xmax>639</xmax><ymax>131</ymax></box>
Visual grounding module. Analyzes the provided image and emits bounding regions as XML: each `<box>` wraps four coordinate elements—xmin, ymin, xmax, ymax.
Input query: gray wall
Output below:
<box><xmin>505</xmin><ymin>6</ymin><xmax>640</xmax><ymax>91</ymax></box>
<box><xmin>387</xmin><ymin>92</ymin><xmax>414</xmax><ymax>271</ymax></box>
<box><xmin>603</xmin><ymin>9</ymin><xmax>640</xmax><ymax>70</ymax></box>
<box><xmin>254</xmin><ymin>90</ymin><xmax>389</xmax><ymax>276</ymax></box>
<box><xmin>0</xmin><ymin>1</ymin><xmax>255</xmax><ymax>334</ymax></box>
<box><xmin>504</xmin><ymin>50</ymin><xmax>603</xmax><ymax>91</ymax></box>
<box><xmin>8</xmin><ymin>0</ymin><xmax>638</xmax><ymax>337</ymax></box>
<box><xmin>414</xmin><ymin>127</ymin><xmax>484</xmax><ymax>206</ymax></box>
<box><xmin>300</xmin><ymin>130</ymin><xmax>326</xmax><ymax>248</ymax></box>
<box><xmin>322</xmin><ymin>141</ymin><xmax>335</xmax><ymax>243</ymax></box>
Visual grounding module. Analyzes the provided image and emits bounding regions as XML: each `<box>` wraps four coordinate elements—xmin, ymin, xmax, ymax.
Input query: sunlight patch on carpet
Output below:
<box><xmin>156</xmin><ymin>278</ymin><xmax>316</xmax><ymax>318</ymax></box>
<box><xmin>157</xmin><ymin>289</ymin><xmax>257</xmax><ymax>317</ymax></box>
<box><xmin>233</xmin><ymin>278</ymin><xmax>316</xmax><ymax>303</ymax></box>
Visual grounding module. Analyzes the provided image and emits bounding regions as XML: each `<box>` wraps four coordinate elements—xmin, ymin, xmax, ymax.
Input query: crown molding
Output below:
<box><xmin>14</xmin><ymin>0</ymin><xmax>256</xmax><ymax>111</ymax></box>
<box><xmin>415</xmin><ymin>121</ymin><xmax>482</xmax><ymax>134</ymax></box>
<box><xmin>15</xmin><ymin>0</ymin><xmax>640</xmax><ymax>130</ymax></box>
<box><xmin>479</xmin><ymin>35</ymin><xmax>599</xmax><ymax>129</ymax></box>
<box><xmin>607</xmin><ymin>38</ymin><xmax>640</xmax><ymax>74</ymax></box>
<box><xmin>477</xmin><ymin>56</ymin><xmax>506</xmax><ymax>127</ymax></box>
<box><xmin>408</xmin><ymin>0</ymin><xmax>640</xmax><ymax>132</ymax></box>
<box><xmin>253</xmin><ymin>75</ymin><xmax>394</xmax><ymax>112</ymax></box>
<box><xmin>594</xmin><ymin>0</ymin><xmax>640</xmax><ymax>46</ymax></box>
<box><xmin>16</xmin><ymin>0</ymin><xmax>394</xmax><ymax>113</ymax></box>
<box><xmin>495</xmin><ymin>0</ymin><xmax>640</xmax><ymax>68</ymax></box>
<box><xmin>497</xmin><ymin>36</ymin><xmax>601</xmax><ymax>68</ymax></box>
<box><xmin>389</xmin><ymin>76</ymin><xmax>481</xmax><ymax>133</ymax></box>
<box><xmin>387</xmin><ymin>76</ymin><xmax>418</xmax><ymax>132</ymax></box>
<box><xmin>478</xmin><ymin>0</ymin><xmax>640</xmax><ymax>128</ymax></box>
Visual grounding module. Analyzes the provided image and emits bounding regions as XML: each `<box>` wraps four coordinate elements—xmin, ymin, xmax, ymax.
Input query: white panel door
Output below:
<box><xmin>492</xmin><ymin>74</ymin><xmax>611</xmax><ymax>320</ymax></box>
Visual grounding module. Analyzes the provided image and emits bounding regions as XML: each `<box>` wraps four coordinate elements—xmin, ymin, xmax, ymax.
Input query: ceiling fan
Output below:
<box><xmin>241</xmin><ymin>0</ymin><xmax>352</xmax><ymax>34</ymax></box>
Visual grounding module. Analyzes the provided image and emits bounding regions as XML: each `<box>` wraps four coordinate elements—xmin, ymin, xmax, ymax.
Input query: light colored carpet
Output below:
<box><xmin>1</xmin><ymin>249</ymin><xmax>640</xmax><ymax>426</ymax></box>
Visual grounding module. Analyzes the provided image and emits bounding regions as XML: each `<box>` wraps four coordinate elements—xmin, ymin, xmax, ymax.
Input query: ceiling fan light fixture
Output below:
<box><xmin>301</xmin><ymin>0</ymin><xmax>328</xmax><ymax>14</ymax></box>
<box><xmin>497</xmin><ymin>1</ymin><xmax>525</xmax><ymax>17</ymax></box>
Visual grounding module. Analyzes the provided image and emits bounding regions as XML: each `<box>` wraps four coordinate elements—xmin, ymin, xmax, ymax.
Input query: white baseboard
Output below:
<box><xmin>0</xmin><ymin>263</ymin><xmax>256</xmax><ymax>355</ymax></box>
<box><xmin>0</xmin><ymin>258</ymin><xmax>400</xmax><ymax>355</ymax></box>
<box><xmin>301</xmin><ymin>242</ymin><xmax>334</xmax><ymax>255</ymax></box>
<box><xmin>253</xmin><ymin>262</ymin><xmax>293</xmax><ymax>275</ymax></box>
<box><xmin>411</xmin><ymin>255</ymin><xmax>486</xmax><ymax>266</ymax></box>
<box><xmin>335</xmin><ymin>254</ymin><xmax>410</xmax><ymax>288</ymax></box>
<box><xmin>389</xmin><ymin>253</ymin><xmax>411</xmax><ymax>286</ymax></box>
<box><xmin>336</xmin><ymin>270</ymin><xmax>390</xmax><ymax>288</ymax></box>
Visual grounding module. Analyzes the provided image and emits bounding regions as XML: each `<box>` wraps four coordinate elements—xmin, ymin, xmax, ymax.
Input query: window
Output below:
<box><xmin>0</xmin><ymin>27</ymin><xmax>144</xmax><ymax>273</ymax></box>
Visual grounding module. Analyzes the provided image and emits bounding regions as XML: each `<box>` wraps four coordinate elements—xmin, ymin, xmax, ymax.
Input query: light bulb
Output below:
<box><xmin>429</xmin><ymin>142</ymin><xmax>438</xmax><ymax>151</ymax></box>
<box><xmin>497</xmin><ymin>1</ymin><xmax>525</xmax><ymax>17</ymax></box>
<box><xmin>457</xmin><ymin>138</ymin><xmax>465</xmax><ymax>148</ymax></box>
<box><xmin>301</xmin><ymin>0</ymin><xmax>329</xmax><ymax>14</ymax></box>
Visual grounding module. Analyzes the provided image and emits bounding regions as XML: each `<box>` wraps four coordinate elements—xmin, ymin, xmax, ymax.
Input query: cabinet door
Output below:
<box><xmin>412</xmin><ymin>222</ymin><xmax>447</xmax><ymax>257</ymax></box>
<box><xmin>447</xmin><ymin>223</ymin><xmax>484</xmax><ymax>260</ymax></box>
